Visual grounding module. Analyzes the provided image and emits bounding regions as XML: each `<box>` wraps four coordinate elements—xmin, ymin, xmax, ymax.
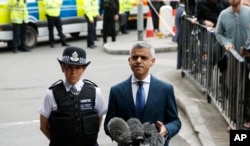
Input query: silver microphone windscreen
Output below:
<box><xmin>143</xmin><ymin>122</ymin><xmax>165</xmax><ymax>146</ymax></box>
<box><xmin>108</xmin><ymin>117</ymin><xmax>133</xmax><ymax>145</ymax></box>
<box><xmin>127</xmin><ymin>118</ymin><xmax>145</xmax><ymax>143</ymax></box>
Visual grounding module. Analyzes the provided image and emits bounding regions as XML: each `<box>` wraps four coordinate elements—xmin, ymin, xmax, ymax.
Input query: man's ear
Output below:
<box><xmin>151</xmin><ymin>58</ymin><xmax>156</xmax><ymax>66</ymax></box>
<box><xmin>128</xmin><ymin>57</ymin><xmax>131</xmax><ymax>63</ymax></box>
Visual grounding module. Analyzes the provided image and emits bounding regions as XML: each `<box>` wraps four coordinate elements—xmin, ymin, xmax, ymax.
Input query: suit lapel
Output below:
<box><xmin>143</xmin><ymin>76</ymin><xmax>157</xmax><ymax>119</ymax></box>
<box><xmin>123</xmin><ymin>76</ymin><xmax>137</xmax><ymax>116</ymax></box>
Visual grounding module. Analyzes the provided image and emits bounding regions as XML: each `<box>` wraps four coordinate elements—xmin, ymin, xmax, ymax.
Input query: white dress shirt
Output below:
<box><xmin>131</xmin><ymin>74</ymin><xmax>151</xmax><ymax>105</ymax></box>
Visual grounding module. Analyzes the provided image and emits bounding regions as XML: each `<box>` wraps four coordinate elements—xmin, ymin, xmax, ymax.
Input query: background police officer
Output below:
<box><xmin>8</xmin><ymin>0</ymin><xmax>30</xmax><ymax>53</ymax></box>
<box><xmin>99</xmin><ymin>0</ymin><xmax>120</xmax><ymax>44</ymax></box>
<box><xmin>43</xmin><ymin>0</ymin><xmax>69</xmax><ymax>48</ymax></box>
<box><xmin>119</xmin><ymin>0</ymin><xmax>133</xmax><ymax>34</ymax></box>
<box><xmin>83</xmin><ymin>0</ymin><xmax>99</xmax><ymax>49</ymax></box>
<box><xmin>39</xmin><ymin>46</ymin><xmax>107</xmax><ymax>146</ymax></box>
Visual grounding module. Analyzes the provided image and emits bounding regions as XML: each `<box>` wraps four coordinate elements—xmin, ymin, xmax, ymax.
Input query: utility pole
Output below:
<box><xmin>137</xmin><ymin>0</ymin><xmax>144</xmax><ymax>41</ymax></box>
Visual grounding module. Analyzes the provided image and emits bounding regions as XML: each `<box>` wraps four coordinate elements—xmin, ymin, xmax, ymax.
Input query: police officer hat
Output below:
<box><xmin>57</xmin><ymin>46</ymin><xmax>91</xmax><ymax>66</ymax></box>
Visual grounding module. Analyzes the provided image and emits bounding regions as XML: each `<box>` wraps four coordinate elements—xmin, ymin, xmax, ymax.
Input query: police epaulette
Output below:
<box><xmin>49</xmin><ymin>79</ymin><xmax>63</xmax><ymax>89</ymax></box>
<box><xmin>83</xmin><ymin>79</ymin><xmax>98</xmax><ymax>87</ymax></box>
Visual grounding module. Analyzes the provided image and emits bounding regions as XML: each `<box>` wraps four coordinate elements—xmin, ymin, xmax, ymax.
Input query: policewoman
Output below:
<box><xmin>8</xmin><ymin>0</ymin><xmax>30</xmax><ymax>53</ymax></box>
<box><xmin>39</xmin><ymin>46</ymin><xmax>107</xmax><ymax>146</ymax></box>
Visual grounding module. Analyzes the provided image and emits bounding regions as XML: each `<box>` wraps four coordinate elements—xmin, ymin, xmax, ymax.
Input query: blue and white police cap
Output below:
<box><xmin>57</xmin><ymin>46</ymin><xmax>91</xmax><ymax>66</ymax></box>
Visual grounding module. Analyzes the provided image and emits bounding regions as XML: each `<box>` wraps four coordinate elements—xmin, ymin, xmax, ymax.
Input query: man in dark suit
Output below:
<box><xmin>104</xmin><ymin>41</ymin><xmax>181</xmax><ymax>146</ymax></box>
<box><xmin>173</xmin><ymin>0</ymin><xmax>185</xmax><ymax>69</ymax></box>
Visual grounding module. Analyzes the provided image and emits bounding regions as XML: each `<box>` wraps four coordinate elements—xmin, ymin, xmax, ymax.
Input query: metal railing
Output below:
<box><xmin>181</xmin><ymin>16</ymin><xmax>250</xmax><ymax>129</ymax></box>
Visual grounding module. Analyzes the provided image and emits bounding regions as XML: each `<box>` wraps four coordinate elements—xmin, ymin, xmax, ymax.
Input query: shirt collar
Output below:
<box><xmin>131</xmin><ymin>74</ymin><xmax>151</xmax><ymax>84</ymax></box>
<box><xmin>64</xmin><ymin>80</ymin><xmax>83</xmax><ymax>92</ymax></box>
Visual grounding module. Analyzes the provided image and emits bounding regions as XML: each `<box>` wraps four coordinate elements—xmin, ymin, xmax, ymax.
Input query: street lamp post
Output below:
<box><xmin>137</xmin><ymin>0</ymin><xmax>144</xmax><ymax>41</ymax></box>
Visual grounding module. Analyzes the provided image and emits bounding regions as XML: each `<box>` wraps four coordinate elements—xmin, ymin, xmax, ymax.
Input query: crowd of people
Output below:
<box><xmin>177</xmin><ymin>0</ymin><xmax>250</xmax><ymax>130</ymax></box>
<box><xmin>173</xmin><ymin>0</ymin><xmax>250</xmax><ymax>67</ymax></box>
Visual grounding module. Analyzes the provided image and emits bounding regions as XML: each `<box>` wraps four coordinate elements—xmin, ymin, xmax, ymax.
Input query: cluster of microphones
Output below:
<box><xmin>108</xmin><ymin>117</ymin><xmax>166</xmax><ymax>146</ymax></box>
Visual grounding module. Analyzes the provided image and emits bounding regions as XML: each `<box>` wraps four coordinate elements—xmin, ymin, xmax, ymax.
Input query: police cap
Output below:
<box><xmin>57</xmin><ymin>46</ymin><xmax>91</xmax><ymax>66</ymax></box>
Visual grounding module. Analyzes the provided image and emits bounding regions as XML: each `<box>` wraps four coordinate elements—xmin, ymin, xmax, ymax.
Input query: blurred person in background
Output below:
<box><xmin>8</xmin><ymin>0</ymin><xmax>30</xmax><ymax>53</ymax></box>
<box><xmin>148</xmin><ymin>0</ymin><xmax>165</xmax><ymax>32</ymax></box>
<box><xmin>184</xmin><ymin>0</ymin><xmax>197</xmax><ymax>16</ymax></box>
<box><xmin>99</xmin><ymin>0</ymin><xmax>119</xmax><ymax>44</ymax></box>
<box><xmin>196</xmin><ymin>0</ymin><xmax>229</xmax><ymax>29</ymax></box>
<box><xmin>119</xmin><ymin>0</ymin><xmax>134</xmax><ymax>34</ymax></box>
<box><xmin>173</xmin><ymin>0</ymin><xmax>185</xmax><ymax>69</ymax></box>
<box><xmin>215</xmin><ymin>0</ymin><xmax>250</xmax><ymax>129</ymax></box>
<box><xmin>83</xmin><ymin>0</ymin><xmax>100</xmax><ymax>49</ymax></box>
<box><xmin>215</xmin><ymin>0</ymin><xmax>249</xmax><ymax>52</ymax></box>
<box><xmin>43</xmin><ymin>0</ymin><xmax>69</xmax><ymax>48</ymax></box>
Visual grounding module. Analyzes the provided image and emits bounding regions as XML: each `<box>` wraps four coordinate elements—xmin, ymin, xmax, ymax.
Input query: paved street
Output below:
<box><xmin>0</xmin><ymin>31</ymin><xmax>189</xmax><ymax>146</ymax></box>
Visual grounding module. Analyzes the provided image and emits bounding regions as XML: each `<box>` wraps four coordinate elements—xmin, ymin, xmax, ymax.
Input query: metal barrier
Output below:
<box><xmin>182</xmin><ymin>17</ymin><xmax>250</xmax><ymax>129</ymax></box>
<box><xmin>182</xmin><ymin>17</ymin><xmax>208</xmax><ymax>91</ymax></box>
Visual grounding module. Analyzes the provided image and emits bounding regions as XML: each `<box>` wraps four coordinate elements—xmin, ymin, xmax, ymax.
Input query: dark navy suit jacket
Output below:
<box><xmin>104</xmin><ymin>75</ymin><xmax>181</xmax><ymax>146</ymax></box>
<box><xmin>173</xmin><ymin>4</ymin><xmax>185</xmax><ymax>44</ymax></box>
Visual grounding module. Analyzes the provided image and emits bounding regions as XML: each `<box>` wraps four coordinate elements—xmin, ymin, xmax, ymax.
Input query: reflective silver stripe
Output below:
<box><xmin>61</xmin><ymin>56</ymin><xmax>87</xmax><ymax>64</ymax></box>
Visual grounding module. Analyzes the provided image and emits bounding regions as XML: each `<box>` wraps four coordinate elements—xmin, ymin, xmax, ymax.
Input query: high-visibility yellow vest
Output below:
<box><xmin>120</xmin><ymin>0</ymin><xmax>133</xmax><ymax>13</ymax></box>
<box><xmin>43</xmin><ymin>0</ymin><xmax>62</xmax><ymax>17</ymax></box>
<box><xmin>8</xmin><ymin>0</ymin><xmax>29</xmax><ymax>24</ymax></box>
<box><xmin>83</xmin><ymin>0</ymin><xmax>99</xmax><ymax>22</ymax></box>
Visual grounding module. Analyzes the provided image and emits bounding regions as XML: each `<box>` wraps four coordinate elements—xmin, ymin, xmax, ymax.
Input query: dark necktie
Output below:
<box><xmin>136</xmin><ymin>81</ymin><xmax>145</xmax><ymax>120</ymax></box>
<box><xmin>69</xmin><ymin>86</ymin><xmax>77</xmax><ymax>98</ymax></box>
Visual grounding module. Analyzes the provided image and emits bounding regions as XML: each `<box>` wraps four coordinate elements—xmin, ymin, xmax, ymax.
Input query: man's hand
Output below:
<box><xmin>98</xmin><ymin>15</ymin><xmax>103</xmax><ymax>20</ymax></box>
<box><xmin>191</xmin><ymin>18</ymin><xmax>197</xmax><ymax>24</ymax></box>
<box><xmin>156</xmin><ymin>121</ymin><xmax>168</xmax><ymax>137</ymax></box>
<box><xmin>240</xmin><ymin>47</ymin><xmax>250</xmax><ymax>57</ymax></box>
<box><xmin>225</xmin><ymin>44</ymin><xmax>234</xmax><ymax>51</ymax></box>
<box><xmin>203</xmin><ymin>20</ymin><xmax>214</xmax><ymax>28</ymax></box>
<box><xmin>114</xmin><ymin>14</ymin><xmax>119</xmax><ymax>21</ymax></box>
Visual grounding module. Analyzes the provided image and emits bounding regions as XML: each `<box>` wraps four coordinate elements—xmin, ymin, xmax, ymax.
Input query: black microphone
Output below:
<box><xmin>108</xmin><ymin>117</ymin><xmax>133</xmax><ymax>145</ymax></box>
<box><xmin>143</xmin><ymin>122</ymin><xmax>165</xmax><ymax>146</ymax></box>
<box><xmin>127</xmin><ymin>118</ymin><xmax>145</xmax><ymax>144</ymax></box>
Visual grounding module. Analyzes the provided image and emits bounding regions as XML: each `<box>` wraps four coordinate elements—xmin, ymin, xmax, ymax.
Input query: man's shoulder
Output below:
<box><xmin>151</xmin><ymin>76</ymin><xmax>173</xmax><ymax>87</ymax></box>
<box><xmin>242</xmin><ymin>5</ymin><xmax>250</xmax><ymax>12</ymax></box>
<box><xmin>217</xmin><ymin>7</ymin><xmax>230</xmax><ymax>17</ymax></box>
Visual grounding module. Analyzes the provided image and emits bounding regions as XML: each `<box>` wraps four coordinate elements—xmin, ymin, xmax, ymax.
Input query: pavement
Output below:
<box><xmin>103</xmin><ymin>31</ymin><xmax>230</xmax><ymax>146</ymax></box>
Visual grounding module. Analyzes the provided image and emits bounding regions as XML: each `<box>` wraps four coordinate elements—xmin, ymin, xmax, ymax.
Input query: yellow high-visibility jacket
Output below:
<box><xmin>83</xmin><ymin>0</ymin><xmax>99</xmax><ymax>22</ymax></box>
<box><xmin>8</xmin><ymin>0</ymin><xmax>29</xmax><ymax>24</ymax></box>
<box><xmin>120</xmin><ymin>0</ymin><xmax>134</xmax><ymax>13</ymax></box>
<box><xmin>43</xmin><ymin>0</ymin><xmax>62</xmax><ymax>17</ymax></box>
